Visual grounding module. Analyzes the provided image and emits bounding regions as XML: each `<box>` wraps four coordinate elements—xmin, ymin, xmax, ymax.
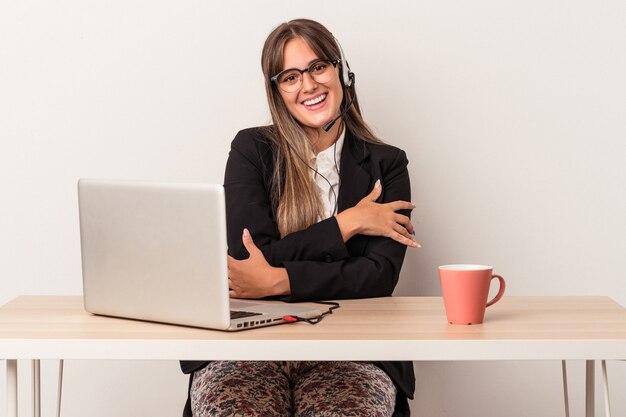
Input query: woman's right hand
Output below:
<box><xmin>335</xmin><ymin>180</ymin><xmax>420</xmax><ymax>248</ymax></box>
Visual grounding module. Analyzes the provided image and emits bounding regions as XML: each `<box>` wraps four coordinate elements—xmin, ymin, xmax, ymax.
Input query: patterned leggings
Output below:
<box><xmin>190</xmin><ymin>361</ymin><xmax>397</xmax><ymax>417</ymax></box>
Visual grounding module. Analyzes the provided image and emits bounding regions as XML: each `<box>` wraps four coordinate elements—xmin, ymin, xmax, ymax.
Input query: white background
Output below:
<box><xmin>1</xmin><ymin>0</ymin><xmax>625</xmax><ymax>416</ymax></box>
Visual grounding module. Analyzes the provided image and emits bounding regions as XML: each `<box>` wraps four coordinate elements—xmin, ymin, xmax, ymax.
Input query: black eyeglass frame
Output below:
<box><xmin>270</xmin><ymin>59</ymin><xmax>341</xmax><ymax>91</ymax></box>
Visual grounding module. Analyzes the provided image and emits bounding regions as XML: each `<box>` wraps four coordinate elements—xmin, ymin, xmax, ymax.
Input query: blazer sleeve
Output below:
<box><xmin>224</xmin><ymin>129</ymin><xmax>350</xmax><ymax>266</ymax></box>
<box><xmin>283</xmin><ymin>147</ymin><xmax>411</xmax><ymax>301</ymax></box>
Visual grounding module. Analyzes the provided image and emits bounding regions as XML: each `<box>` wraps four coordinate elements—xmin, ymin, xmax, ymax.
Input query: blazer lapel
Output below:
<box><xmin>338</xmin><ymin>129</ymin><xmax>372</xmax><ymax>212</ymax></box>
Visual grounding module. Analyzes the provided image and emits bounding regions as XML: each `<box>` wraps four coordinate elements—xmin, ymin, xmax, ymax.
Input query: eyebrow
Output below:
<box><xmin>281</xmin><ymin>58</ymin><xmax>323</xmax><ymax>72</ymax></box>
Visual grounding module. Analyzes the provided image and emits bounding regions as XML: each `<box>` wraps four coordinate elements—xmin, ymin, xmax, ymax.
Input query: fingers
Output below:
<box><xmin>229</xmin><ymin>288</ymin><xmax>245</xmax><ymax>299</ymax></box>
<box><xmin>390</xmin><ymin>227</ymin><xmax>421</xmax><ymax>248</ymax></box>
<box><xmin>392</xmin><ymin>222</ymin><xmax>413</xmax><ymax>242</ymax></box>
<box><xmin>227</xmin><ymin>264</ymin><xmax>245</xmax><ymax>299</ymax></box>
<box><xmin>387</xmin><ymin>211</ymin><xmax>419</xmax><ymax>247</ymax></box>
<box><xmin>361</xmin><ymin>179</ymin><xmax>382</xmax><ymax>203</ymax></box>
<box><xmin>387</xmin><ymin>200</ymin><xmax>416</xmax><ymax>212</ymax></box>
<box><xmin>227</xmin><ymin>256</ymin><xmax>237</xmax><ymax>289</ymax></box>
<box><xmin>241</xmin><ymin>228</ymin><xmax>262</xmax><ymax>257</ymax></box>
<box><xmin>394</xmin><ymin>213</ymin><xmax>414</xmax><ymax>235</ymax></box>
<box><xmin>227</xmin><ymin>264</ymin><xmax>244</xmax><ymax>298</ymax></box>
<box><xmin>229</xmin><ymin>288</ymin><xmax>243</xmax><ymax>299</ymax></box>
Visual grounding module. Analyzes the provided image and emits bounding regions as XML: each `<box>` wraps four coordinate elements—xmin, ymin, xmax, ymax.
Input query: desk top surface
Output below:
<box><xmin>1</xmin><ymin>296</ymin><xmax>626</xmax><ymax>361</ymax></box>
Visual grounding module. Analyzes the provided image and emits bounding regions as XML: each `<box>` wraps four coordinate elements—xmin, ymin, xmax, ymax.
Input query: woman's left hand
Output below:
<box><xmin>227</xmin><ymin>228</ymin><xmax>291</xmax><ymax>299</ymax></box>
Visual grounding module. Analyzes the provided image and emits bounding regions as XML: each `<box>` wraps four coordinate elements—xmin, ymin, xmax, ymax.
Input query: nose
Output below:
<box><xmin>300</xmin><ymin>71</ymin><xmax>318</xmax><ymax>92</ymax></box>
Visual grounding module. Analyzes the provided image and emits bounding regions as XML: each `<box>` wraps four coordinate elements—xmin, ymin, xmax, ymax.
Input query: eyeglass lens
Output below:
<box><xmin>277</xmin><ymin>60</ymin><xmax>335</xmax><ymax>93</ymax></box>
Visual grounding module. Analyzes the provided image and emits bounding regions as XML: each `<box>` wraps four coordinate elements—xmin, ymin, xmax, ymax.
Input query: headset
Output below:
<box><xmin>338</xmin><ymin>37</ymin><xmax>354</xmax><ymax>89</ymax></box>
<box><xmin>322</xmin><ymin>37</ymin><xmax>355</xmax><ymax>132</ymax></box>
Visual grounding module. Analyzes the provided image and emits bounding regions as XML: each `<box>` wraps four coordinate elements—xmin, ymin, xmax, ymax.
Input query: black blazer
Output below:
<box><xmin>181</xmin><ymin>126</ymin><xmax>415</xmax><ymax>417</ymax></box>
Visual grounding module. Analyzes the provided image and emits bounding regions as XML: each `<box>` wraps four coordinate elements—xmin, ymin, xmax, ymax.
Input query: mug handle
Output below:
<box><xmin>486</xmin><ymin>275</ymin><xmax>506</xmax><ymax>307</ymax></box>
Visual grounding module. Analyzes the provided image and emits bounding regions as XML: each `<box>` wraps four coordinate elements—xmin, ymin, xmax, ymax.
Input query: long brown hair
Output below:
<box><xmin>261</xmin><ymin>18</ymin><xmax>382</xmax><ymax>236</ymax></box>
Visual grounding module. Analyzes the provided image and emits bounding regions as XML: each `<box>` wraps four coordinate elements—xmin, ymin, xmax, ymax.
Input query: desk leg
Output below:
<box><xmin>562</xmin><ymin>360</ymin><xmax>570</xmax><ymax>417</ymax></box>
<box><xmin>7</xmin><ymin>360</ymin><xmax>17</xmax><ymax>417</ymax></box>
<box><xmin>33</xmin><ymin>359</ymin><xmax>41</xmax><ymax>417</ymax></box>
<box><xmin>57</xmin><ymin>359</ymin><xmax>64</xmax><ymax>417</ymax></box>
<box><xmin>586</xmin><ymin>360</ymin><xmax>595</xmax><ymax>417</ymax></box>
<box><xmin>601</xmin><ymin>360</ymin><xmax>611</xmax><ymax>417</ymax></box>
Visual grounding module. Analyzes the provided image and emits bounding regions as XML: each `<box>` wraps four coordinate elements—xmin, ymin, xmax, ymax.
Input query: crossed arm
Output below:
<box><xmin>224</xmin><ymin>131</ymin><xmax>419</xmax><ymax>301</ymax></box>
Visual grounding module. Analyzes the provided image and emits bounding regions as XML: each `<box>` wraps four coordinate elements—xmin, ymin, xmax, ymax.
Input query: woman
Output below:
<box><xmin>182</xmin><ymin>18</ymin><xmax>418</xmax><ymax>417</ymax></box>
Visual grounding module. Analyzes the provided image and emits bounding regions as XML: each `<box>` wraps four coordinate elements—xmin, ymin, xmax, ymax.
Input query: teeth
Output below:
<box><xmin>303</xmin><ymin>94</ymin><xmax>326</xmax><ymax>106</ymax></box>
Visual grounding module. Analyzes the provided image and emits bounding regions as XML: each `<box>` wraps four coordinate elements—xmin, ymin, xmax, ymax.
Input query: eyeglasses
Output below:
<box><xmin>271</xmin><ymin>59</ymin><xmax>340</xmax><ymax>93</ymax></box>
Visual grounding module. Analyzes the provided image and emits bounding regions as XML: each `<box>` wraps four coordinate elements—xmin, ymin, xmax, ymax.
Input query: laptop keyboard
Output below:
<box><xmin>230</xmin><ymin>310</ymin><xmax>263</xmax><ymax>320</ymax></box>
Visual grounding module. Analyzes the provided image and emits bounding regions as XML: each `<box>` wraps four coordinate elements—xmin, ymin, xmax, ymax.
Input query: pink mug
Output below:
<box><xmin>438</xmin><ymin>265</ymin><xmax>506</xmax><ymax>325</ymax></box>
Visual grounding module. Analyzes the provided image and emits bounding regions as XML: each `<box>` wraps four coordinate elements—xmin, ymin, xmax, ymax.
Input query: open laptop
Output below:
<box><xmin>77</xmin><ymin>179</ymin><xmax>321</xmax><ymax>331</ymax></box>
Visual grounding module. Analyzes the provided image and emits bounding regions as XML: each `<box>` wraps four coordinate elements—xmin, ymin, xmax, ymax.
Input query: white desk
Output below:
<box><xmin>2</xmin><ymin>296</ymin><xmax>626</xmax><ymax>416</ymax></box>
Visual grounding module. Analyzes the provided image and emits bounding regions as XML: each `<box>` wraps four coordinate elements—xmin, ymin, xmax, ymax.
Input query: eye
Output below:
<box><xmin>279</xmin><ymin>71</ymin><xmax>299</xmax><ymax>85</ymax></box>
<box><xmin>310</xmin><ymin>63</ymin><xmax>328</xmax><ymax>74</ymax></box>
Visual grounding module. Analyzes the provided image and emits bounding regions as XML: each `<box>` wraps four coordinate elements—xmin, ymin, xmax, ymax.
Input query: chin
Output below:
<box><xmin>301</xmin><ymin>112</ymin><xmax>338</xmax><ymax>129</ymax></box>
<box><xmin>298</xmin><ymin>118</ymin><xmax>327</xmax><ymax>130</ymax></box>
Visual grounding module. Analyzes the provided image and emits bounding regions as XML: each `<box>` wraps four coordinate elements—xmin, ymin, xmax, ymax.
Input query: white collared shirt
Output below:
<box><xmin>310</xmin><ymin>130</ymin><xmax>345</xmax><ymax>220</ymax></box>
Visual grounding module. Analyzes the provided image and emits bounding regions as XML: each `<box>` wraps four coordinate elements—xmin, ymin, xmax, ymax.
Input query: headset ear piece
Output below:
<box><xmin>341</xmin><ymin>62</ymin><xmax>352</xmax><ymax>87</ymax></box>
<box><xmin>338</xmin><ymin>60</ymin><xmax>350</xmax><ymax>87</ymax></box>
<box><xmin>347</xmin><ymin>71</ymin><xmax>355</xmax><ymax>88</ymax></box>
<box><xmin>335</xmin><ymin>37</ymin><xmax>353</xmax><ymax>87</ymax></box>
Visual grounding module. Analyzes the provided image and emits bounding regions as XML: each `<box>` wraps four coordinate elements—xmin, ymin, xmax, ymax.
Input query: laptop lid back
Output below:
<box><xmin>78</xmin><ymin>179</ymin><xmax>231</xmax><ymax>329</ymax></box>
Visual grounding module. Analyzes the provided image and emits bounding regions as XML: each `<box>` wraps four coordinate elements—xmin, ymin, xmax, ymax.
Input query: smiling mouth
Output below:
<box><xmin>302</xmin><ymin>93</ymin><xmax>327</xmax><ymax>107</ymax></box>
